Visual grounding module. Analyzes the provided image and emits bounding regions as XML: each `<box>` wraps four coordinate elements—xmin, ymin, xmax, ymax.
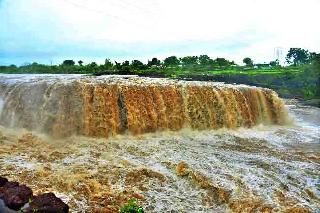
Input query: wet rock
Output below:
<box><xmin>0</xmin><ymin>182</ymin><xmax>19</xmax><ymax>198</ymax></box>
<box><xmin>176</xmin><ymin>161</ymin><xmax>190</xmax><ymax>176</ymax></box>
<box><xmin>3</xmin><ymin>182</ymin><xmax>19</xmax><ymax>189</ymax></box>
<box><xmin>3</xmin><ymin>185</ymin><xmax>33</xmax><ymax>210</ymax></box>
<box><xmin>0</xmin><ymin>177</ymin><xmax>8</xmax><ymax>187</ymax></box>
<box><xmin>26</xmin><ymin>192</ymin><xmax>69</xmax><ymax>213</ymax></box>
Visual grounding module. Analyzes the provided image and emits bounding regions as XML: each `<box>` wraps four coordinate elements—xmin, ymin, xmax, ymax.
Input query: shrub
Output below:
<box><xmin>120</xmin><ymin>199</ymin><xmax>144</xmax><ymax>213</ymax></box>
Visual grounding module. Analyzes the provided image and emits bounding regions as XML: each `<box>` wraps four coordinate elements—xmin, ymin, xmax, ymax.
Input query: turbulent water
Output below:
<box><xmin>0</xmin><ymin>74</ymin><xmax>319</xmax><ymax>213</ymax></box>
<box><xmin>0</xmin><ymin>74</ymin><xmax>287</xmax><ymax>137</ymax></box>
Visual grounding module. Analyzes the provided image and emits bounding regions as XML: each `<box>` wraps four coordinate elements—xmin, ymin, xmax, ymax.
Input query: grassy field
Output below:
<box><xmin>0</xmin><ymin>64</ymin><xmax>318</xmax><ymax>105</ymax></box>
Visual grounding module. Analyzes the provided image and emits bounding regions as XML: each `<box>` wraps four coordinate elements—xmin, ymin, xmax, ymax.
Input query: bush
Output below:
<box><xmin>120</xmin><ymin>199</ymin><xmax>144</xmax><ymax>213</ymax></box>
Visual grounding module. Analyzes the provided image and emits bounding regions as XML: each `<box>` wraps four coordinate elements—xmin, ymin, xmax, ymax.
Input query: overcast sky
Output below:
<box><xmin>0</xmin><ymin>0</ymin><xmax>319</xmax><ymax>65</ymax></box>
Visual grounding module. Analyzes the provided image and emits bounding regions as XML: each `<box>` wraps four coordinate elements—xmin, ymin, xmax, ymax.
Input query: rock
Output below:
<box><xmin>176</xmin><ymin>161</ymin><xmax>190</xmax><ymax>176</ymax></box>
<box><xmin>26</xmin><ymin>192</ymin><xmax>69</xmax><ymax>213</ymax></box>
<box><xmin>0</xmin><ymin>181</ymin><xmax>20</xmax><ymax>199</ymax></box>
<box><xmin>3</xmin><ymin>185</ymin><xmax>33</xmax><ymax>210</ymax></box>
<box><xmin>0</xmin><ymin>177</ymin><xmax>8</xmax><ymax>187</ymax></box>
<box><xmin>3</xmin><ymin>182</ymin><xmax>19</xmax><ymax>189</ymax></box>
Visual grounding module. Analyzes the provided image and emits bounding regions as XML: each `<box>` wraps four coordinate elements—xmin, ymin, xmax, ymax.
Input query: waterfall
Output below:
<box><xmin>0</xmin><ymin>75</ymin><xmax>288</xmax><ymax>138</ymax></box>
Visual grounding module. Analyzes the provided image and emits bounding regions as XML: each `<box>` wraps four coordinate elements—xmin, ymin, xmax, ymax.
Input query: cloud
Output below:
<box><xmin>0</xmin><ymin>0</ymin><xmax>319</xmax><ymax>65</ymax></box>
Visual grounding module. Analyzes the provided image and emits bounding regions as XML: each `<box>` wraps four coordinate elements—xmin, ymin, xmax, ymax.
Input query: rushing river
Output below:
<box><xmin>0</xmin><ymin>75</ymin><xmax>319</xmax><ymax>212</ymax></box>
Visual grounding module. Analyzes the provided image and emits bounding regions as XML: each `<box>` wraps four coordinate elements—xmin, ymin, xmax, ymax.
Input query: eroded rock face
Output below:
<box><xmin>26</xmin><ymin>192</ymin><xmax>69</xmax><ymax>213</ymax></box>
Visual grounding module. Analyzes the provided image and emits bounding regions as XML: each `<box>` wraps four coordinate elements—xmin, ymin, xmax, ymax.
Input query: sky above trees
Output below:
<box><xmin>0</xmin><ymin>0</ymin><xmax>319</xmax><ymax>65</ymax></box>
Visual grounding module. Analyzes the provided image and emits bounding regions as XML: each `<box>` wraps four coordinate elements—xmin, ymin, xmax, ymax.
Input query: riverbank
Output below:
<box><xmin>173</xmin><ymin>71</ymin><xmax>319</xmax><ymax>107</ymax></box>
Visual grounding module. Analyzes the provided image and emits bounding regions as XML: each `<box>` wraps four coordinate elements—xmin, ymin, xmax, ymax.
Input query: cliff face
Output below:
<box><xmin>0</xmin><ymin>75</ymin><xmax>288</xmax><ymax>138</ymax></box>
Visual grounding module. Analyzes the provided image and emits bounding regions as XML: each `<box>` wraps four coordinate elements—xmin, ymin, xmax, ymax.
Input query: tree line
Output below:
<box><xmin>0</xmin><ymin>48</ymin><xmax>319</xmax><ymax>75</ymax></box>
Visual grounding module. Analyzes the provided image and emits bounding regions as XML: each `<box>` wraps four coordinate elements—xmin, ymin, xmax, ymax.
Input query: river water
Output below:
<box><xmin>0</xmin><ymin>75</ymin><xmax>319</xmax><ymax>212</ymax></box>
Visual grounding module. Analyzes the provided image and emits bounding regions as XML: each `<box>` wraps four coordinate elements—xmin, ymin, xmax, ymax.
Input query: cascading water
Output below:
<box><xmin>0</xmin><ymin>74</ymin><xmax>318</xmax><ymax>213</ymax></box>
<box><xmin>0</xmin><ymin>74</ymin><xmax>288</xmax><ymax>137</ymax></box>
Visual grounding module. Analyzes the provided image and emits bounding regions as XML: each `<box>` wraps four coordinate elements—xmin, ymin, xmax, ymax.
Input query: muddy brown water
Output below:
<box><xmin>0</xmin><ymin>75</ymin><xmax>319</xmax><ymax>212</ymax></box>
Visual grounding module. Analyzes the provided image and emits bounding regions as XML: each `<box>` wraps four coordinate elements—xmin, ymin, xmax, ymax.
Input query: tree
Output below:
<box><xmin>114</xmin><ymin>61</ymin><xmax>122</xmax><ymax>71</ymax></box>
<box><xmin>199</xmin><ymin>55</ymin><xmax>213</xmax><ymax>66</ymax></box>
<box><xmin>163</xmin><ymin>56</ymin><xmax>180</xmax><ymax>67</ymax></box>
<box><xmin>243</xmin><ymin>57</ymin><xmax>253</xmax><ymax>67</ymax></box>
<box><xmin>147</xmin><ymin>58</ymin><xmax>161</xmax><ymax>67</ymax></box>
<box><xmin>131</xmin><ymin>60</ymin><xmax>146</xmax><ymax>70</ymax></box>
<box><xmin>286</xmin><ymin>48</ymin><xmax>309</xmax><ymax>66</ymax></box>
<box><xmin>78</xmin><ymin>60</ymin><xmax>83</xmax><ymax>66</ymax></box>
<box><xmin>213</xmin><ymin>58</ymin><xmax>230</xmax><ymax>68</ymax></box>
<box><xmin>62</xmin><ymin>60</ymin><xmax>75</xmax><ymax>66</ymax></box>
<box><xmin>180</xmin><ymin>56</ymin><xmax>199</xmax><ymax>66</ymax></box>
<box><xmin>269</xmin><ymin>60</ymin><xmax>279</xmax><ymax>67</ymax></box>
<box><xmin>87</xmin><ymin>62</ymin><xmax>98</xmax><ymax>71</ymax></box>
<box><xmin>309</xmin><ymin>52</ymin><xmax>320</xmax><ymax>63</ymax></box>
<box><xmin>104</xmin><ymin>58</ymin><xmax>113</xmax><ymax>70</ymax></box>
<box><xmin>120</xmin><ymin>61</ymin><xmax>131</xmax><ymax>73</ymax></box>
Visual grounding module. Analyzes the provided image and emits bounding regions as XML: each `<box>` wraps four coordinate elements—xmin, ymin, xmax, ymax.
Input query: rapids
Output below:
<box><xmin>0</xmin><ymin>74</ymin><xmax>288</xmax><ymax>137</ymax></box>
<box><xmin>0</xmin><ymin>74</ymin><xmax>319</xmax><ymax>212</ymax></box>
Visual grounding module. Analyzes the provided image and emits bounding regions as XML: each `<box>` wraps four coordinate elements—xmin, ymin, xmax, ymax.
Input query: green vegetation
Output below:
<box><xmin>0</xmin><ymin>48</ymin><xmax>319</xmax><ymax>103</ymax></box>
<box><xmin>120</xmin><ymin>199</ymin><xmax>144</xmax><ymax>213</ymax></box>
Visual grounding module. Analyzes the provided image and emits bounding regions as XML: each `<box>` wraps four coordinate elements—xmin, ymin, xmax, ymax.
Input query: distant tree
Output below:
<box><xmin>120</xmin><ymin>61</ymin><xmax>131</xmax><ymax>73</ymax></box>
<box><xmin>114</xmin><ymin>61</ymin><xmax>122</xmax><ymax>71</ymax></box>
<box><xmin>131</xmin><ymin>60</ymin><xmax>146</xmax><ymax>70</ymax></box>
<box><xmin>78</xmin><ymin>60</ymin><xmax>83</xmax><ymax>66</ymax></box>
<box><xmin>90</xmin><ymin>62</ymin><xmax>97</xmax><ymax>67</ymax></box>
<box><xmin>199</xmin><ymin>55</ymin><xmax>213</xmax><ymax>66</ymax></box>
<box><xmin>310</xmin><ymin>52</ymin><xmax>320</xmax><ymax>70</ymax></box>
<box><xmin>180</xmin><ymin>56</ymin><xmax>199</xmax><ymax>66</ymax></box>
<box><xmin>286</xmin><ymin>48</ymin><xmax>309</xmax><ymax>66</ymax></box>
<box><xmin>163</xmin><ymin>56</ymin><xmax>180</xmax><ymax>67</ymax></box>
<box><xmin>269</xmin><ymin>60</ymin><xmax>279</xmax><ymax>67</ymax></box>
<box><xmin>213</xmin><ymin>58</ymin><xmax>230</xmax><ymax>68</ymax></box>
<box><xmin>104</xmin><ymin>58</ymin><xmax>113</xmax><ymax>70</ymax></box>
<box><xmin>147</xmin><ymin>58</ymin><xmax>161</xmax><ymax>67</ymax></box>
<box><xmin>62</xmin><ymin>60</ymin><xmax>75</xmax><ymax>66</ymax></box>
<box><xmin>309</xmin><ymin>52</ymin><xmax>320</xmax><ymax>63</ymax></box>
<box><xmin>243</xmin><ymin>57</ymin><xmax>253</xmax><ymax>67</ymax></box>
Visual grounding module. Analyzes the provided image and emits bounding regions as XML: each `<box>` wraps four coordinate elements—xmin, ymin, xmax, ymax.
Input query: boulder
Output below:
<box><xmin>0</xmin><ymin>181</ymin><xmax>20</xmax><ymax>199</ymax></box>
<box><xmin>26</xmin><ymin>192</ymin><xmax>69</xmax><ymax>213</ymax></box>
<box><xmin>3</xmin><ymin>185</ymin><xmax>33</xmax><ymax>210</ymax></box>
<box><xmin>0</xmin><ymin>177</ymin><xmax>8</xmax><ymax>187</ymax></box>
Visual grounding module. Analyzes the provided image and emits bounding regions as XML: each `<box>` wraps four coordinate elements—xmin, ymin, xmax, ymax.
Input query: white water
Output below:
<box><xmin>0</xmin><ymin>75</ymin><xmax>319</xmax><ymax>212</ymax></box>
